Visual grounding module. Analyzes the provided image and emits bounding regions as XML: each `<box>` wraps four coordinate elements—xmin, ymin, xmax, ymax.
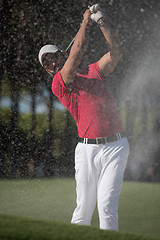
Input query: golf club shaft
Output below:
<box><xmin>65</xmin><ymin>36</ymin><xmax>76</xmax><ymax>52</ymax></box>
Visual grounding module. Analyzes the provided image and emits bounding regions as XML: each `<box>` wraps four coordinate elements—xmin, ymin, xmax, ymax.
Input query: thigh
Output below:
<box><xmin>74</xmin><ymin>143</ymin><xmax>98</xmax><ymax>206</ymax></box>
<box><xmin>98</xmin><ymin>138</ymin><xmax>130</xmax><ymax>209</ymax></box>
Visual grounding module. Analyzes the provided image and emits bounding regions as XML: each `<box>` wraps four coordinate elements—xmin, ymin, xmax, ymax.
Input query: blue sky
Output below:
<box><xmin>1</xmin><ymin>97</ymin><xmax>65</xmax><ymax>113</ymax></box>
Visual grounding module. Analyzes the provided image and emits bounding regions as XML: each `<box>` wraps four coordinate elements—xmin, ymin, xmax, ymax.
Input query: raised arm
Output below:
<box><xmin>90</xmin><ymin>4</ymin><xmax>122</xmax><ymax>77</ymax></box>
<box><xmin>61</xmin><ymin>10</ymin><xmax>92</xmax><ymax>86</ymax></box>
<box><xmin>97</xmin><ymin>19</ymin><xmax>122</xmax><ymax>77</ymax></box>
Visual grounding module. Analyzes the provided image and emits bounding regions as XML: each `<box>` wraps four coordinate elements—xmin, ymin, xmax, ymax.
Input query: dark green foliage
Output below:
<box><xmin>0</xmin><ymin>108</ymin><xmax>77</xmax><ymax>178</ymax></box>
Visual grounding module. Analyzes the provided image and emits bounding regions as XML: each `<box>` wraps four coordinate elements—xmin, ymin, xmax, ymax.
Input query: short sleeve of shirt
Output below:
<box><xmin>78</xmin><ymin>62</ymin><xmax>105</xmax><ymax>82</ymax></box>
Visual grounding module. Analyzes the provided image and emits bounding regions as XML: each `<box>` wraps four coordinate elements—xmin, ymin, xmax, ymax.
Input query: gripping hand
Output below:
<box><xmin>89</xmin><ymin>4</ymin><xmax>103</xmax><ymax>22</ymax></box>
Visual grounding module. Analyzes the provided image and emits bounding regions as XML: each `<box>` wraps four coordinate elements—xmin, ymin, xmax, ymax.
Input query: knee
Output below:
<box><xmin>98</xmin><ymin>201</ymin><xmax>119</xmax><ymax>231</ymax></box>
<box><xmin>98</xmin><ymin>198</ymin><xmax>118</xmax><ymax>216</ymax></box>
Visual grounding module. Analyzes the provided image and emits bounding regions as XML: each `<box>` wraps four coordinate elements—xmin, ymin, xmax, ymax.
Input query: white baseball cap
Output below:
<box><xmin>38</xmin><ymin>44</ymin><xmax>61</xmax><ymax>66</ymax></box>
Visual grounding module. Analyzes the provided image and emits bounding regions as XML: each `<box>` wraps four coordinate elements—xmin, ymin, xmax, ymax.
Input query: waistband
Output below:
<box><xmin>78</xmin><ymin>132</ymin><xmax>125</xmax><ymax>145</ymax></box>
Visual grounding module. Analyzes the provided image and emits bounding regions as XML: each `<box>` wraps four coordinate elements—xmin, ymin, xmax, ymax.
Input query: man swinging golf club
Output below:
<box><xmin>38</xmin><ymin>4</ymin><xmax>129</xmax><ymax>231</ymax></box>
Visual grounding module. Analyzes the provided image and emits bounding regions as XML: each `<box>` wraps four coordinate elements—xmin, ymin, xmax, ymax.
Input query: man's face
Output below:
<box><xmin>42</xmin><ymin>51</ymin><xmax>66</xmax><ymax>76</ymax></box>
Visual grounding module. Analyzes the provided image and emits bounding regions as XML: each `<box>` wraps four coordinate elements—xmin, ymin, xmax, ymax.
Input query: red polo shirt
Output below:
<box><xmin>52</xmin><ymin>62</ymin><xmax>123</xmax><ymax>139</ymax></box>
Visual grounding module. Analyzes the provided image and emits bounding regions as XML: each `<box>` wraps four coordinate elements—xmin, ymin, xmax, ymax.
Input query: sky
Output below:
<box><xmin>1</xmin><ymin>96</ymin><xmax>65</xmax><ymax>113</ymax></box>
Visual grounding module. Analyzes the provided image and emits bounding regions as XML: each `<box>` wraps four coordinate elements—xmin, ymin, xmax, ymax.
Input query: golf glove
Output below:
<box><xmin>89</xmin><ymin>4</ymin><xmax>103</xmax><ymax>22</ymax></box>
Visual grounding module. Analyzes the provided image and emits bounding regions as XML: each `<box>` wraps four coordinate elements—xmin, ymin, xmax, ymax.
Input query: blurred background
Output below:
<box><xmin>0</xmin><ymin>0</ymin><xmax>160</xmax><ymax>181</ymax></box>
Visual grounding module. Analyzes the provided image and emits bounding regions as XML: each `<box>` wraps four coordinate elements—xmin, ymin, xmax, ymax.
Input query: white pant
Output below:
<box><xmin>71</xmin><ymin>137</ymin><xmax>129</xmax><ymax>231</ymax></box>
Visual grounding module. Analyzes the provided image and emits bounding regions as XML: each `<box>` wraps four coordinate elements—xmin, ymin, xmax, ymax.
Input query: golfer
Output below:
<box><xmin>38</xmin><ymin>5</ymin><xmax>129</xmax><ymax>231</ymax></box>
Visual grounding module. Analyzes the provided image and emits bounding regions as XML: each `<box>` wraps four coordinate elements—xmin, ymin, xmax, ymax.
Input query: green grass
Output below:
<box><xmin>119</xmin><ymin>182</ymin><xmax>160</xmax><ymax>237</ymax></box>
<box><xmin>0</xmin><ymin>214</ymin><xmax>156</xmax><ymax>240</ymax></box>
<box><xmin>0</xmin><ymin>179</ymin><xmax>160</xmax><ymax>239</ymax></box>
